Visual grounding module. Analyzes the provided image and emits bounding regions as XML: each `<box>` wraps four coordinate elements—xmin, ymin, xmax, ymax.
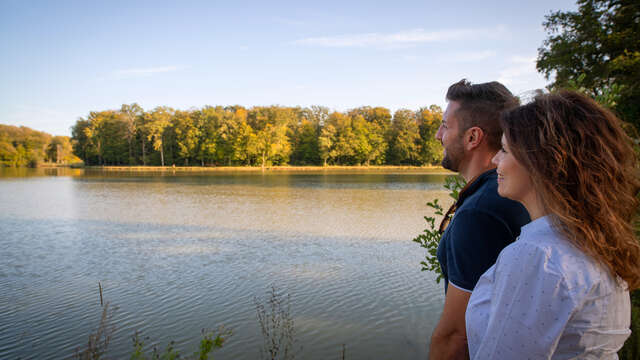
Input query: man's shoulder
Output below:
<box><xmin>459</xmin><ymin>174</ymin><xmax>526</xmax><ymax>218</ymax></box>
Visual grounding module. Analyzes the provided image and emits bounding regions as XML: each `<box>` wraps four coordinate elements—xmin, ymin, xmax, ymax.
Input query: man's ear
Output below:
<box><xmin>463</xmin><ymin>127</ymin><xmax>484</xmax><ymax>151</ymax></box>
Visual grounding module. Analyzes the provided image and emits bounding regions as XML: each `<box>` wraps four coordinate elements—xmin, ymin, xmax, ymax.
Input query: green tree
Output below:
<box><xmin>71</xmin><ymin>119</ymin><xmax>93</xmax><ymax>164</ymax></box>
<box><xmin>248</xmin><ymin>107</ymin><xmax>293</xmax><ymax>168</ymax></box>
<box><xmin>0</xmin><ymin>133</ymin><xmax>18</xmax><ymax>167</ymax></box>
<box><xmin>216</xmin><ymin>106</ymin><xmax>247</xmax><ymax>166</ymax></box>
<box><xmin>254</xmin><ymin>124</ymin><xmax>291</xmax><ymax>168</ymax></box>
<box><xmin>100</xmin><ymin>112</ymin><xmax>128</xmax><ymax>165</ymax></box>
<box><xmin>0</xmin><ymin>124</ymin><xmax>52</xmax><ymax>167</ymax></box>
<box><xmin>80</xmin><ymin>112</ymin><xmax>107</xmax><ymax>165</ymax></box>
<box><xmin>537</xmin><ymin>0</ymin><xmax>640</xmax><ymax>128</ymax></box>
<box><xmin>173</xmin><ymin>110</ymin><xmax>201</xmax><ymax>165</ymax></box>
<box><xmin>231</xmin><ymin>121</ymin><xmax>257</xmax><ymax>165</ymax></box>
<box><xmin>46</xmin><ymin>136</ymin><xmax>76</xmax><ymax>164</ymax></box>
<box><xmin>351</xmin><ymin>115</ymin><xmax>386</xmax><ymax>166</ymax></box>
<box><xmin>328</xmin><ymin>112</ymin><xmax>357</xmax><ymax>165</ymax></box>
<box><xmin>417</xmin><ymin>105</ymin><xmax>444</xmax><ymax>165</ymax></box>
<box><xmin>192</xmin><ymin>109</ymin><xmax>218</xmax><ymax>166</ymax></box>
<box><xmin>290</xmin><ymin>119</ymin><xmax>320</xmax><ymax>165</ymax></box>
<box><xmin>146</xmin><ymin>107</ymin><xmax>173</xmax><ymax>166</ymax></box>
<box><xmin>388</xmin><ymin>109</ymin><xmax>421</xmax><ymax>165</ymax></box>
<box><xmin>318</xmin><ymin>124</ymin><xmax>336</xmax><ymax>166</ymax></box>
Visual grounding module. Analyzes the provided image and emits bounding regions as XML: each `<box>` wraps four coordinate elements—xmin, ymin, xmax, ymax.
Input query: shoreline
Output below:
<box><xmin>81</xmin><ymin>165</ymin><xmax>450</xmax><ymax>172</ymax></box>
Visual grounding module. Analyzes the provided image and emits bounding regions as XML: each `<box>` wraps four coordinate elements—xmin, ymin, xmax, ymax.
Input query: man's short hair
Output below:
<box><xmin>446</xmin><ymin>79</ymin><xmax>519</xmax><ymax>151</ymax></box>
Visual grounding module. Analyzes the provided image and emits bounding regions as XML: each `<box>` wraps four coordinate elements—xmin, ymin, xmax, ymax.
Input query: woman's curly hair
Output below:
<box><xmin>500</xmin><ymin>90</ymin><xmax>640</xmax><ymax>289</ymax></box>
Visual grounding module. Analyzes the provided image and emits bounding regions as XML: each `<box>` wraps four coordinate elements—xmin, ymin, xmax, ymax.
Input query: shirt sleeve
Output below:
<box><xmin>446</xmin><ymin>209</ymin><xmax>516</xmax><ymax>292</ymax></box>
<box><xmin>471</xmin><ymin>242</ymin><xmax>575</xmax><ymax>360</ymax></box>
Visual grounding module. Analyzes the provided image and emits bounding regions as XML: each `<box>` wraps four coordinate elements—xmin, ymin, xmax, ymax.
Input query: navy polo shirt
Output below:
<box><xmin>436</xmin><ymin>169</ymin><xmax>530</xmax><ymax>293</ymax></box>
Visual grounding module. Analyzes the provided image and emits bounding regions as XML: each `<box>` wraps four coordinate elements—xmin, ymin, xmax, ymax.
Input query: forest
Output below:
<box><xmin>0</xmin><ymin>124</ymin><xmax>78</xmax><ymax>167</ymax></box>
<box><xmin>69</xmin><ymin>104</ymin><xmax>444</xmax><ymax>167</ymax></box>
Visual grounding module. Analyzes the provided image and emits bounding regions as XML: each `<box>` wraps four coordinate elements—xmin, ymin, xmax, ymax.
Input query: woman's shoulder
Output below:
<box><xmin>503</xmin><ymin>217</ymin><xmax>624</xmax><ymax>300</ymax></box>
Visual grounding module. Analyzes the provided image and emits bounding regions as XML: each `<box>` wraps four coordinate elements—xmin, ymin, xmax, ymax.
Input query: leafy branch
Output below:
<box><xmin>412</xmin><ymin>175</ymin><xmax>465</xmax><ymax>283</ymax></box>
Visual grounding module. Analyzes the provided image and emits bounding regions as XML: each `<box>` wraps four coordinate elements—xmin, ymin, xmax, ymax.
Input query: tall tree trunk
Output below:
<box><xmin>141</xmin><ymin>139</ymin><xmax>146</xmax><ymax>165</ymax></box>
<box><xmin>128</xmin><ymin>139</ymin><xmax>133</xmax><ymax>165</ymax></box>
<box><xmin>160</xmin><ymin>144</ymin><xmax>165</xmax><ymax>167</ymax></box>
<box><xmin>262</xmin><ymin>151</ymin><xmax>266</xmax><ymax>169</ymax></box>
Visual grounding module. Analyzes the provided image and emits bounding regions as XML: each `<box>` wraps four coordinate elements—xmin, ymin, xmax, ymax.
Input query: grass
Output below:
<box><xmin>73</xmin><ymin>286</ymin><xmax>302</xmax><ymax>360</ymax></box>
<box><xmin>73</xmin><ymin>302</ymin><xmax>230</xmax><ymax>360</ymax></box>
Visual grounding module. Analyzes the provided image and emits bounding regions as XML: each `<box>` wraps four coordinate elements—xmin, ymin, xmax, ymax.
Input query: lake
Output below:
<box><xmin>0</xmin><ymin>167</ymin><xmax>452</xmax><ymax>359</ymax></box>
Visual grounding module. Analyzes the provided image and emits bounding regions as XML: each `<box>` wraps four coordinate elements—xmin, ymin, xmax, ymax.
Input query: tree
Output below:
<box><xmin>173</xmin><ymin>110</ymin><xmax>200</xmax><ymax>165</ymax></box>
<box><xmin>388</xmin><ymin>109</ymin><xmax>421</xmax><ymax>165</ymax></box>
<box><xmin>46</xmin><ymin>136</ymin><xmax>76</xmax><ymax>164</ymax></box>
<box><xmin>71</xmin><ymin>119</ymin><xmax>93</xmax><ymax>164</ymax></box>
<box><xmin>351</xmin><ymin>114</ymin><xmax>387</xmax><ymax>166</ymax></box>
<box><xmin>248</xmin><ymin>107</ymin><xmax>293</xmax><ymax>168</ymax></box>
<box><xmin>318</xmin><ymin>124</ymin><xmax>336</xmax><ymax>166</ymax></box>
<box><xmin>290</xmin><ymin>119</ymin><xmax>320</xmax><ymax>165</ymax></box>
<box><xmin>0</xmin><ymin>124</ymin><xmax>52</xmax><ymax>167</ymax></box>
<box><xmin>537</xmin><ymin>0</ymin><xmax>640</xmax><ymax>128</ymax></box>
<box><xmin>192</xmin><ymin>109</ymin><xmax>218</xmax><ymax>166</ymax></box>
<box><xmin>119</xmin><ymin>103</ymin><xmax>143</xmax><ymax>164</ymax></box>
<box><xmin>417</xmin><ymin>105</ymin><xmax>444</xmax><ymax>165</ymax></box>
<box><xmin>146</xmin><ymin>107</ymin><xmax>173</xmax><ymax>166</ymax></box>
<box><xmin>254</xmin><ymin>124</ymin><xmax>291</xmax><ymax>168</ymax></box>
<box><xmin>231</xmin><ymin>121</ymin><xmax>257</xmax><ymax>165</ymax></box>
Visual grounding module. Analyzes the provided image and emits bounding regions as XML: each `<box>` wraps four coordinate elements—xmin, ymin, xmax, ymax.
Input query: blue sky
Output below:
<box><xmin>0</xmin><ymin>0</ymin><xmax>576</xmax><ymax>136</ymax></box>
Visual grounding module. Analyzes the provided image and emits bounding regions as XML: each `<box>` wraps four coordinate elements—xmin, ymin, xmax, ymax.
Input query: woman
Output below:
<box><xmin>465</xmin><ymin>91</ymin><xmax>640</xmax><ymax>359</ymax></box>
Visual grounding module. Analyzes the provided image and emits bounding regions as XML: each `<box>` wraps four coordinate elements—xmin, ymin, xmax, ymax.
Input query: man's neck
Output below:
<box><xmin>459</xmin><ymin>152</ymin><xmax>497</xmax><ymax>182</ymax></box>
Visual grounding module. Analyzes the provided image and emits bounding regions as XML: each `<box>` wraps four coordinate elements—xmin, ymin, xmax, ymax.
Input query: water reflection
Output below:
<box><xmin>0</xmin><ymin>169</ymin><xmax>451</xmax><ymax>359</ymax></box>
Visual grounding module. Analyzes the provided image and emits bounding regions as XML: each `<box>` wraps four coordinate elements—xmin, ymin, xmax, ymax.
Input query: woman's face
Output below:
<box><xmin>492</xmin><ymin>135</ymin><xmax>535</xmax><ymax>205</ymax></box>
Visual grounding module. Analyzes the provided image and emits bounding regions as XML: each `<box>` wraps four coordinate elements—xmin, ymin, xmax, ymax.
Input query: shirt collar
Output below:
<box><xmin>456</xmin><ymin>168</ymin><xmax>497</xmax><ymax>206</ymax></box>
<box><xmin>519</xmin><ymin>215</ymin><xmax>555</xmax><ymax>240</ymax></box>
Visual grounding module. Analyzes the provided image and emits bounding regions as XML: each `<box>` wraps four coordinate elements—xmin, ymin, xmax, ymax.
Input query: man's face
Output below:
<box><xmin>435</xmin><ymin>101</ymin><xmax>465</xmax><ymax>171</ymax></box>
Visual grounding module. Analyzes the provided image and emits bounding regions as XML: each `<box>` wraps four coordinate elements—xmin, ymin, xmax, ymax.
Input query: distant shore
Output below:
<box><xmin>82</xmin><ymin>165</ymin><xmax>449</xmax><ymax>172</ymax></box>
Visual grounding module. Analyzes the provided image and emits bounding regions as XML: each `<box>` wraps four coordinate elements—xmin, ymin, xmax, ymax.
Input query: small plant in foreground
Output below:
<box><xmin>412</xmin><ymin>175</ymin><xmax>465</xmax><ymax>283</ymax></box>
<box><xmin>128</xmin><ymin>327</ymin><xmax>231</xmax><ymax>360</ymax></box>
<box><xmin>74</xmin><ymin>301</ymin><xmax>230</xmax><ymax>360</ymax></box>
<box><xmin>74</xmin><ymin>303</ymin><xmax>116</xmax><ymax>360</ymax></box>
<box><xmin>255</xmin><ymin>285</ymin><xmax>301</xmax><ymax>360</ymax></box>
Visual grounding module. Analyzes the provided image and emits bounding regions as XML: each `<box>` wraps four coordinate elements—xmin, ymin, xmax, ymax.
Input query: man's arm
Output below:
<box><xmin>429</xmin><ymin>285</ymin><xmax>471</xmax><ymax>360</ymax></box>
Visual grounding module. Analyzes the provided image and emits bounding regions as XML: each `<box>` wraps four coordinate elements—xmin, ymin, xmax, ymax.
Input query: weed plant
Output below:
<box><xmin>254</xmin><ymin>286</ymin><xmax>301</xmax><ymax>360</ymax></box>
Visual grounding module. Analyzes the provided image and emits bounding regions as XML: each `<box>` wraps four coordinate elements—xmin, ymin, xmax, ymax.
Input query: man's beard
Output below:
<box><xmin>441</xmin><ymin>140</ymin><xmax>464</xmax><ymax>172</ymax></box>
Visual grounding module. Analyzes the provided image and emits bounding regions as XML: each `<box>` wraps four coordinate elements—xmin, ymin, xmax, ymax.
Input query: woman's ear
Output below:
<box><xmin>464</xmin><ymin>127</ymin><xmax>484</xmax><ymax>150</ymax></box>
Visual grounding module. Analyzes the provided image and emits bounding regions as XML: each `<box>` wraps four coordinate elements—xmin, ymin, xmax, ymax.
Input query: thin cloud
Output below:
<box><xmin>498</xmin><ymin>56</ymin><xmax>538</xmax><ymax>86</ymax></box>
<box><xmin>293</xmin><ymin>26</ymin><xmax>507</xmax><ymax>48</ymax></box>
<box><xmin>114</xmin><ymin>66</ymin><xmax>182</xmax><ymax>77</ymax></box>
<box><xmin>442</xmin><ymin>50</ymin><xmax>497</xmax><ymax>63</ymax></box>
<box><xmin>273</xmin><ymin>17</ymin><xmax>306</xmax><ymax>26</ymax></box>
<box><xmin>497</xmin><ymin>55</ymin><xmax>549</xmax><ymax>94</ymax></box>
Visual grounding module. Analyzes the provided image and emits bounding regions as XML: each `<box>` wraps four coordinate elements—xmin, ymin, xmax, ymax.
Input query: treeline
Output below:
<box><xmin>0</xmin><ymin>124</ymin><xmax>78</xmax><ymax>167</ymax></box>
<box><xmin>71</xmin><ymin>104</ymin><xmax>444</xmax><ymax>167</ymax></box>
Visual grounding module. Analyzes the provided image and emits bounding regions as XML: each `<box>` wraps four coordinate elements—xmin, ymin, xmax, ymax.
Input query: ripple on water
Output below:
<box><xmin>0</xmin><ymin>171</ymin><xmax>448</xmax><ymax>359</ymax></box>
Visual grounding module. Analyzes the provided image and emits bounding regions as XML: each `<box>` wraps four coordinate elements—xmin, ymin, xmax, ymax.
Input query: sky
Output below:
<box><xmin>0</xmin><ymin>0</ymin><xmax>577</xmax><ymax>136</ymax></box>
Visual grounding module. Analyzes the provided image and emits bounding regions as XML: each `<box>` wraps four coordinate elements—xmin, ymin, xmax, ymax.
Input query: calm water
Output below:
<box><xmin>0</xmin><ymin>168</ymin><xmax>452</xmax><ymax>359</ymax></box>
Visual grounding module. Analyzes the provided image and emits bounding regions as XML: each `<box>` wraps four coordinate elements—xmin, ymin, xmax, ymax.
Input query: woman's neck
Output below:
<box><xmin>522</xmin><ymin>193</ymin><xmax>546</xmax><ymax>220</ymax></box>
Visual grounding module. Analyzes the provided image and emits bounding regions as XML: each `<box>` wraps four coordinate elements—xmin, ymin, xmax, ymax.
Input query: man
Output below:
<box><xmin>429</xmin><ymin>79</ymin><xmax>530</xmax><ymax>359</ymax></box>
